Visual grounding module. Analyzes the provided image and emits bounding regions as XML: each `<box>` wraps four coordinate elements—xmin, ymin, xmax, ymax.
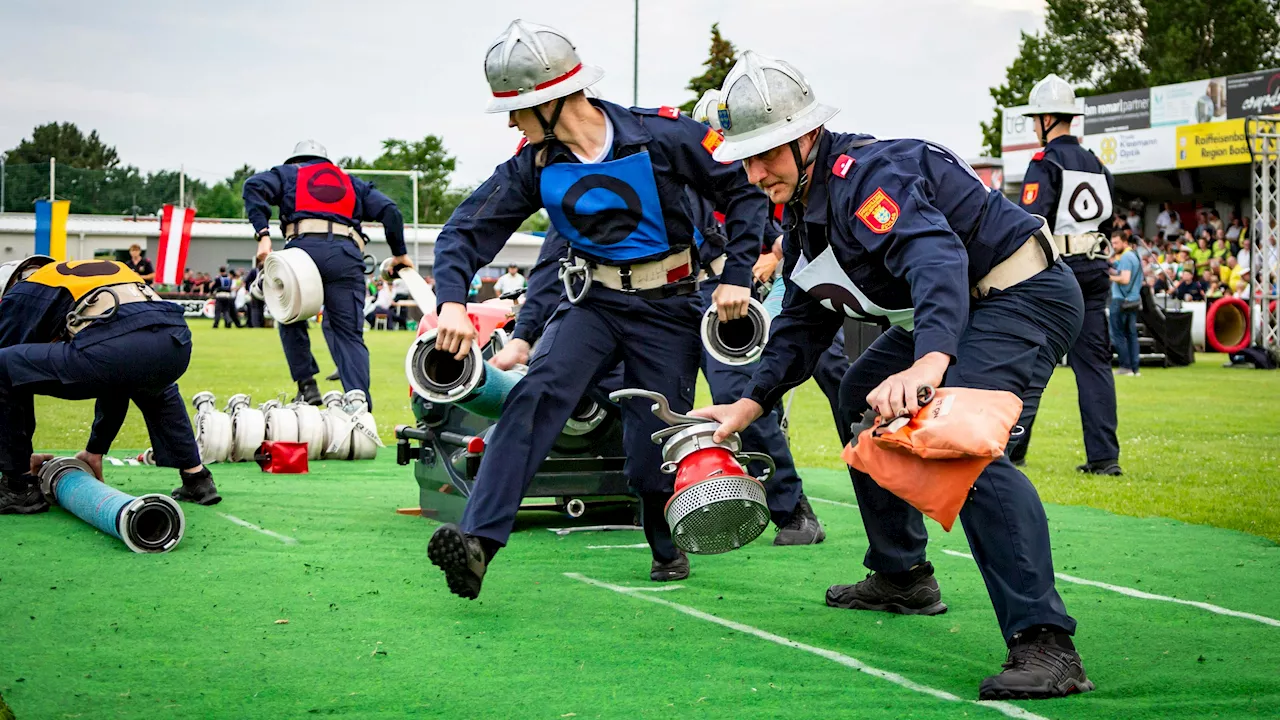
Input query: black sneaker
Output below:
<box><xmin>651</xmin><ymin>551</ymin><xmax>689</xmax><ymax>582</ymax></box>
<box><xmin>826</xmin><ymin>561</ymin><xmax>947</xmax><ymax>615</ymax></box>
<box><xmin>325</xmin><ymin>370</ymin><xmax>341</xmax><ymax>382</ymax></box>
<box><xmin>171</xmin><ymin>468</ymin><xmax>221</xmax><ymax>506</ymax></box>
<box><xmin>295</xmin><ymin>377</ymin><xmax>322</xmax><ymax>406</ymax></box>
<box><xmin>0</xmin><ymin>474</ymin><xmax>49</xmax><ymax>515</ymax></box>
<box><xmin>428</xmin><ymin>523</ymin><xmax>488</xmax><ymax>599</ymax></box>
<box><xmin>774</xmin><ymin>495</ymin><xmax>826</xmax><ymax>546</ymax></box>
<box><xmin>1076</xmin><ymin>460</ymin><xmax>1122</xmax><ymax>476</ymax></box>
<box><xmin>979</xmin><ymin>627</ymin><xmax>1095</xmax><ymax>700</ymax></box>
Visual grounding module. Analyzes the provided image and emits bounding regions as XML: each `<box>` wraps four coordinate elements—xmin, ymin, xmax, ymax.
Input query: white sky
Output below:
<box><xmin>0</xmin><ymin>0</ymin><xmax>1045</xmax><ymax>188</ymax></box>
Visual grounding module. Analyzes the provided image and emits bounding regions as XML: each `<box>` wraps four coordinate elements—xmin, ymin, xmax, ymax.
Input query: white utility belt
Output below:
<box><xmin>974</xmin><ymin>226</ymin><xmax>1061</xmax><ymax>298</ymax></box>
<box><xmin>284</xmin><ymin>218</ymin><xmax>365</xmax><ymax>252</ymax></box>
<box><xmin>696</xmin><ymin>255</ymin><xmax>727</xmax><ymax>282</ymax></box>
<box><xmin>66</xmin><ymin>282</ymin><xmax>160</xmax><ymax>337</ymax></box>
<box><xmin>562</xmin><ymin>248</ymin><xmax>694</xmax><ymax>292</ymax></box>
<box><xmin>1052</xmin><ymin>232</ymin><xmax>1111</xmax><ymax>260</ymax></box>
<box><xmin>215</xmin><ymin>291</ymin><xmax>233</xmax><ymax>299</ymax></box>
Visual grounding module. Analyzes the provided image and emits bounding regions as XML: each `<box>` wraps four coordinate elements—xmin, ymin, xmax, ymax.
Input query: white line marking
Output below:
<box><xmin>810</xmin><ymin>496</ymin><xmax>859</xmax><ymax>509</ymax></box>
<box><xmin>627</xmin><ymin>585</ymin><xmax>686</xmax><ymax>593</ymax></box>
<box><xmin>219</xmin><ymin>513</ymin><xmax>298</xmax><ymax>545</ymax></box>
<box><xmin>587</xmin><ymin>543</ymin><xmax>650</xmax><ymax>549</ymax></box>
<box><xmin>566</xmin><ymin>572</ymin><xmax>1049</xmax><ymax>720</ymax></box>
<box><xmin>940</xmin><ymin>549</ymin><xmax>1280</xmax><ymax>628</ymax></box>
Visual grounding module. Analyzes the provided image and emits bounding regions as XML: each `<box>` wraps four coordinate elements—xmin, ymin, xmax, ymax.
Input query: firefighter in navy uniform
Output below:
<box><xmin>694</xmin><ymin>52</ymin><xmax>1093</xmax><ymax>700</ymax></box>
<box><xmin>1009</xmin><ymin>74</ymin><xmax>1122</xmax><ymax>475</ymax></box>
<box><xmin>243</xmin><ymin>141</ymin><xmax>410</xmax><ymax>408</ymax></box>
<box><xmin>0</xmin><ymin>257</ymin><xmax>219</xmax><ymax>514</ymax></box>
<box><xmin>426</xmin><ymin>20</ymin><xmax>765</xmax><ymax>599</ymax></box>
<box><xmin>211</xmin><ymin>266</ymin><xmax>241</xmax><ymax>328</ymax></box>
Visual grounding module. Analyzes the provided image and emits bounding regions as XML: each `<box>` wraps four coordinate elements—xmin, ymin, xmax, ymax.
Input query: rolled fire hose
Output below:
<box><xmin>319</xmin><ymin>391</ymin><xmax>351</xmax><ymax>460</ymax></box>
<box><xmin>341</xmin><ymin>390</ymin><xmax>384</xmax><ymax>460</ymax></box>
<box><xmin>1205</xmin><ymin>297</ymin><xmax>1252</xmax><ymax>354</ymax></box>
<box><xmin>136</xmin><ymin>448</ymin><xmax>157</xmax><ymax>465</ymax></box>
<box><xmin>192</xmin><ymin>391</ymin><xmax>232</xmax><ymax>464</ymax></box>
<box><xmin>38</xmin><ymin>457</ymin><xmax>185</xmax><ymax>554</ymax></box>
<box><xmin>261</xmin><ymin>399</ymin><xmax>300</xmax><ymax>443</ymax></box>
<box><xmin>261</xmin><ymin>248</ymin><xmax>324</xmax><ymax>324</ymax></box>
<box><xmin>701</xmin><ymin>283</ymin><xmax>782</xmax><ymax>366</ymax></box>
<box><xmin>226</xmin><ymin>394</ymin><xmax>267</xmax><ymax>463</ymax></box>
<box><xmin>379</xmin><ymin>257</ymin><xmax>437</xmax><ymax>310</ymax></box>
<box><xmin>610</xmin><ymin>388</ymin><xmax>771</xmax><ymax>555</ymax></box>
<box><xmin>290</xmin><ymin>402</ymin><xmax>327</xmax><ymax>460</ymax></box>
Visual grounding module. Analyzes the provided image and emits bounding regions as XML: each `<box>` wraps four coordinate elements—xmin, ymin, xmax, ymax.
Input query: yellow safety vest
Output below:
<box><xmin>25</xmin><ymin>260</ymin><xmax>146</xmax><ymax>300</ymax></box>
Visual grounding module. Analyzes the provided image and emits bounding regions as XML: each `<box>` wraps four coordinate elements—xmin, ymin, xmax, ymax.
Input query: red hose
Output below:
<box><xmin>1205</xmin><ymin>297</ymin><xmax>1250</xmax><ymax>353</ymax></box>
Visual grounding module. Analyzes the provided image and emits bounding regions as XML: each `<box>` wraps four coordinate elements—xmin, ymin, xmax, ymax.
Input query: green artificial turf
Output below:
<box><xmin>5</xmin><ymin>321</ymin><xmax>1279</xmax><ymax>719</ymax></box>
<box><xmin>2</xmin><ymin>461</ymin><xmax>1278</xmax><ymax>719</ymax></box>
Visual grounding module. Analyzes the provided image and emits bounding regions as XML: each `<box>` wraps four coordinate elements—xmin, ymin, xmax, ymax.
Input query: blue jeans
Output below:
<box><xmin>1109</xmin><ymin>298</ymin><xmax>1140</xmax><ymax>372</ymax></box>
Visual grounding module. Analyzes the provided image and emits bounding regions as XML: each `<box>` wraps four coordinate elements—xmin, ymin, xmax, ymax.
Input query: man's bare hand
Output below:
<box><xmin>489</xmin><ymin>338</ymin><xmax>530</xmax><ymax>371</ymax></box>
<box><xmin>689</xmin><ymin>398</ymin><xmax>764</xmax><ymax>443</ymax></box>
<box><xmin>435</xmin><ymin>302</ymin><xmax>476</xmax><ymax>361</ymax></box>
<box><xmin>75</xmin><ymin>451</ymin><xmax>105</xmax><ymax>481</ymax></box>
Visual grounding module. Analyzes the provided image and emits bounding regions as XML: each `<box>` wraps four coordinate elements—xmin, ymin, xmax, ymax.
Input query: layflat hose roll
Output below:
<box><xmin>319</xmin><ymin>392</ymin><xmax>351</xmax><ymax>460</ymax></box>
<box><xmin>192</xmin><ymin>392</ymin><xmax>232</xmax><ymax>464</ymax></box>
<box><xmin>701</xmin><ymin>294</ymin><xmax>775</xmax><ymax>367</ymax></box>
<box><xmin>291</xmin><ymin>403</ymin><xmax>326</xmax><ymax>460</ymax></box>
<box><xmin>342</xmin><ymin>390</ymin><xmax>384</xmax><ymax>460</ymax></box>
<box><xmin>38</xmin><ymin>457</ymin><xmax>185</xmax><ymax>554</ymax></box>
<box><xmin>262</xmin><ymin>248</ymin><xmax>324</xmax><ymax>324</ymax></box>
<box><xmin>226</xmin><ymin>394</ymin><xmax>267</xmax><ymax>463</ymax></box>
<box><xmin>261</xmin><ymin>399</ymin><xmax>300</xmax><ymax>443</ymax></box>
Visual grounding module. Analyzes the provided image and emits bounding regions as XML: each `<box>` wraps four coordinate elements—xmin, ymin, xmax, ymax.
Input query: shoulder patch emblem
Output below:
<box><xmin>700</xmin><ymin>128</ymin><xmax>723</xmax><ymax>155</ymax></box>
<box><xmin>1021</xmin><ymin>182</ymin><xmax>1040</xmax><ymax>205</ymax></box>
<box><xmin>854</xmin><ymin>188</ymin><xmax>900</xmax><ymax>234</ymax></box>
<box><xmin>658</xmin><ymin>106</ymin><xmax>681</xmax><ymax>120</ymax></box>
<box><xmin>1032</xmin><ymin>151</ymin><xmax>1045</xmax><ymax>161</ymax></box>
<box><xmin>832</xmin><ymin>154</ymin><xmax>855</xmax><ymax>178</ymax></box>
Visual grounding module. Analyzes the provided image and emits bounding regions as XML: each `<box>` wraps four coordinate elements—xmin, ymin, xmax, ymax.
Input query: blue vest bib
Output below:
<box><xmin>540</xmin><ymin>151</ymin><xmax>671</xmax><ymax>264</ymax></box>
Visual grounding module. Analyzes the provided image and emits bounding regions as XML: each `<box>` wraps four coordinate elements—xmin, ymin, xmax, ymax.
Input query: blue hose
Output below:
<box><xmin>459</xmin><ymin>365</ymin><xmax>524</xmax><ymax>419</ymax></box>
<box><xmin>761</xmin><ymin>276</ymin><xmax>786</xmax><ymax>319</ymax></box>
<box><xmin>43</xmin><ymin>459</ymin><xmax>185</xmax><ymax>553</ymax></box>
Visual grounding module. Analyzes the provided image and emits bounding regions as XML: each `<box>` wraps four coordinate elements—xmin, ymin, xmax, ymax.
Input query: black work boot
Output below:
<box><xmin>325</xmin><ymin>370</ymin><xmax>341</xmax><ymax>382</ymax></box>
<box><xmin>427</xmin><ymin>523</ymin><xmax>489</xmax><ymax>600</ymax></box>
<box><xmin>295</xmin><ymin>377</ymin><xmax>322</xmax><ymax>406</ymax></box>
<box><xmin>171</xmin><ymin>467</ymin><xmax>221</xmax><ymax>506</ymax></box>
<box><xmin>774</xmin><ymin>495</ymin><xmax>826</xmax><ymax>546</ymax></box>
<box><xmin>0</xmin><ymin>474</ymin><xmax>49</xmax><ymax>515</ymax></box>
<box><xmin>826</xmin><ymin>561</ymin><xmax>947</xmax><ymax>615</ymax></box>
<box><xmin>650</xmin><ymin>551</ymin><xmax>690</xmax><ymax>582</ymax></box>
<box><xmin>979</xmin><ymin>627</ymin><xmax>1095</xmax><ymax>700</ymax></box>
<box><xmin>1076</xmin><ymin>460</ymin><xmax>1122</xmax><ymax>476</ymax></box>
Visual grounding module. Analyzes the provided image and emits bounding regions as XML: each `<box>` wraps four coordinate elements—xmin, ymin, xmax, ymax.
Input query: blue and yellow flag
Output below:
<box><xmin>34</xmin><ymin>200</ymin><xmax>70</xmax><ymax>261</ymax></box>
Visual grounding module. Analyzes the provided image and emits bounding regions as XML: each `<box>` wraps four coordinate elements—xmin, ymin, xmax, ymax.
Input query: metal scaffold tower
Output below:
<box><xmin>1245</xmin><ymin>116</ymin><xmax>1280</xmax><ymax>363</ymax></box>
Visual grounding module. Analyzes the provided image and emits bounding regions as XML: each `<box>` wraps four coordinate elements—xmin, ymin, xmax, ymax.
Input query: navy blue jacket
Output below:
<box><xmin>432</xmin><ymin>99</ymin><xmax>767</xmax><ymax>310</ymax></box>
<box><xmin>0</xmin><ymin>280</ymin><xmax>189</xmax><ymax>453</ymax></box>
<box><xmin>1019</xmin><ymin>135</ymin><xmax>1114</xmax><ymax>275</ymax></box>
<box><xmin>745</xmin><ymin>130</ymin><xmax>1044</xmax><ymax>408</ymax></box>
<box><xmin>243</xmin><ymin>159</ymin><xmax>407</xmax><ymax>256</ymax></box>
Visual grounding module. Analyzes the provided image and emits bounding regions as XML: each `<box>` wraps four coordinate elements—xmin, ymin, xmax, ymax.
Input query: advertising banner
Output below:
<box><xmin>1226</xmin><ymin>69</ymin><xmax>1280</xmax><ymax>118</ymax></box>
<box><xmin>1081</xmin><ymin>126</ymin><xmax>1176</xmax><ymax>174</ymax></box>
<box><xmin>1175</xmin><ymin>119</ymin><xmax>1250</xmax><ymax>168</ymax></box>
<box><xmin>1083</xmin><ymin>89</ymin><xmax>1150</xmax><ymax>134</ymax></box>
<box><xmin>1151</xmin><ymin>77</ymin><xmax>1228</xmax><ymax>127</ymax></box>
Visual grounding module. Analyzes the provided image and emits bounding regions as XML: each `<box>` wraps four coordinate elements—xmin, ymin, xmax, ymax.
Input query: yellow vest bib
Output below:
<box><xmin>25</xmin><ymin>260</ymin><xmax>146</xmax><ymax>300</ymax></box>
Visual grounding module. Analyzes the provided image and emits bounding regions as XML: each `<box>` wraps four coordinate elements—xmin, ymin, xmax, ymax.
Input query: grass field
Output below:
<box><xmin>4</xmin><ymin>323</ymin><xmax>1280</xmax><ymax>719</ymax></box>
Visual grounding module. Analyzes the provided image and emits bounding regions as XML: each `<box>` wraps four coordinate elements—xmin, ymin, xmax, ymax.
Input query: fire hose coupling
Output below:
<box><xmin>37</xmin><ymin>456</ymin><xmax>186</xmax><ymax>554</ymax></box>
<box><xmin>609</xmin><ymin>388</ymin><xmax>772</xmax><ymax>555</ymax></box>
<box><xmin>701</xmin><ymin>295</ymin><xmax>773</xmax><ymax>367</ymax></box>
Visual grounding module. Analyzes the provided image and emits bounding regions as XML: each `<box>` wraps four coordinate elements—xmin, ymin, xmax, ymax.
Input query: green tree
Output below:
<box><xmin>681</xmin><ymin>23</ymin><xmax>737</xmax><ymax>113</ymax></box>
<box><xmin>980</xmin><ymin>0</ymin><xmax>1280</xmax><ymax>156</ymax></box>
<box><xmin>196</xmin><ymin>183</ymin><xmax>241</xmax><ymax>218</ymax></box>
<box><xmin>341</xmin><ymin>136</ymin><xmax>459</xmax><ymax>223</ymax></box>
<box><xmin>5</xmin><ymin>122</ymin><xmax>120</xmax><ymax>169</ymax></box>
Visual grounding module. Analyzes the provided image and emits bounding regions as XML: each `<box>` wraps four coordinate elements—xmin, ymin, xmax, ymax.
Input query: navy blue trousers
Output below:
<box><xmin>278</xmin><ymin>234</ymin><xmax>372</xmax><ymax>409</ymax></box>
<box><xmin>811</xmin><ymin>327</ymin><xmax>852</xmax><ymax>443</ymax></box>
<box><xmin>699</xmin><ymin>280</ymin><xmax>804</xmax><ymax>525</ymax></box>
<box><xmin>0</xmin><ymin>326</ymin><xmax>201</xmax><ymax>476</ymax></box>
<box><xmin>1008</xmin><ymin>269</ymin><xmax>1119</xmax><ymax>465</ymax></box>
<box><xmin>836</xmin><ymin>262</ymin><xmax>1083</xmax><ymax>641</ymax></box>
<box><xmin>460</xmin><ymin>288</ymin><xmax>702</xmax><ymax>551</ymax></box>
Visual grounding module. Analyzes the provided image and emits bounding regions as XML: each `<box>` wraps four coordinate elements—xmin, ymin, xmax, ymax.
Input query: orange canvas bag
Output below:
<box><xmin>842</xmin><ymin>388</ymin><xmax>1024</xmax><ymax>531</ymax></box>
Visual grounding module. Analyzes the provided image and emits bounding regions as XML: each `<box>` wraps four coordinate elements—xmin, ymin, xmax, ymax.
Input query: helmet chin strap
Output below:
<box><xmin>534</xmin><ymin>97</ymin><xmax>568</xmax><ymax>143</ymax></box>
<box><xmin>1038</xmin><ymin>115</ymin><xmax>1063</xmax><ymax>141</ymax></box>
<box><xmin>786</xmin><ymin>133</ymin><xmax>821</xmax><ymax>207</ymax></box>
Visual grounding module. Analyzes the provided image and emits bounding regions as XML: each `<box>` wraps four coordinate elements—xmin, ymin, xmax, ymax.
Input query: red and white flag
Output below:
<box><xmin>155</xmin><ymin>204</ymin><xmax>194</xmax><ymax>286</ymax></box>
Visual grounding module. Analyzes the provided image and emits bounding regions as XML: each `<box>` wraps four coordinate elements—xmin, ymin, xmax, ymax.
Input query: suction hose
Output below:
<box><xmin>38</xmin><ymin>457</ymin><xmax>185</xmax><ymax>554</ymax></box>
